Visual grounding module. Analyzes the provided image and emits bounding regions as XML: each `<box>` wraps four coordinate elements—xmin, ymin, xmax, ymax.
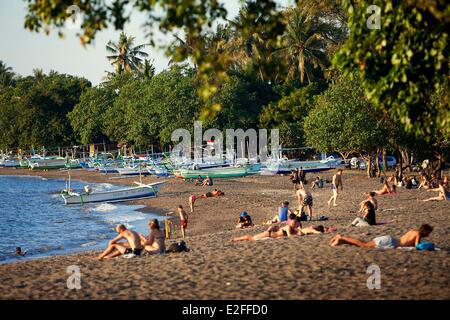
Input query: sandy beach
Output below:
<box><xmin>0</xmin><ymin>167</ymin><xmax>449</xmax><ymax>300</ymax></box>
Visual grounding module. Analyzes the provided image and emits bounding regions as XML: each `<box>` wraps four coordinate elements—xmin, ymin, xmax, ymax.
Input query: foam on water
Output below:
<box><xmin>89</xmin><ymin>203</ymin><xmax>118</xmax><ymax>212</ymax></box>
<box><xmin>0</xmin><ymin>176</ymin><xmax>163</xmax><ymax>263</ymax></box>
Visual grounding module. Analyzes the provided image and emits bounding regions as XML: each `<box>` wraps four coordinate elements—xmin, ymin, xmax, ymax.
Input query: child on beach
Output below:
<box><xmin>311</xmin><ymin>176</ymin><xmax>323</xmax><ymax>189</ymax></box>
<box><xmin>96</xmin><ymin>224</ymin><xmax>143</xmax><ymax>260</ymax></box>
<box><xmin>328</xmin><ymin>169</ymin><xmax>343</xmax><ymax>207</ymax></box>
<box><xmin>236</xmin><ymin>211</ymin><xmax>253</xmax><ymax>228</ymax></box>
<box><xmin>177</xmin><ymin>205</ymin><xmax>188</xmax><ymax>238</ymax></box>
<box><xmin>330</xmin><ymin>224</ymin><xmax>433</xmax><ymax>249</ymax></box>
<box><xmin>141</xmin><ymin>219</ymin><xmax>166</xmax><ymax>254</ymax></box>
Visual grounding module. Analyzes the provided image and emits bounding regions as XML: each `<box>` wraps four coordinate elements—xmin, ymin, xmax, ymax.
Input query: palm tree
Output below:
<box><xmin>33</xmin><ymin>68</ymin><xmax>45</xmax><ymax>81</ymax></box>
<box><xmin>106</xmin><ymin>32</ymin><xmax>149</xmax><ymax>74</ymax></box>
<box><xmin>0</xmin><ymin>61</ymin><xmax>15</xmax><ymax>87</ymax></box>
<box><xmin>137</xmin><ymin>59</ymin><xmax>156</xmax><ymax>80</ymax></box>
<box><xmin>274</xmin><ymin>8</ymin><xmax>342</xmax><ymax>83</ymax></box>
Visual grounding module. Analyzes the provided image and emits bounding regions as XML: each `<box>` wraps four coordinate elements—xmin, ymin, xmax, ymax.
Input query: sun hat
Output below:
<box><xmin>240</xmin><ymin>211</ymin><xmax>249</xmax><ymax>217</ymax></box>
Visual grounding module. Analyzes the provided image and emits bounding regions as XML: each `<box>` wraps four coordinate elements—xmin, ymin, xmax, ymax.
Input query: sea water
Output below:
<box><xmin>0</xmin><ymin>175</ymin><xmax>162</xmax><ymax>263</ymax></box>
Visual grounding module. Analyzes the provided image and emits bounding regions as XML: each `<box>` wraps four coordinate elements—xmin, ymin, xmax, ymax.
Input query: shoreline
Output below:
<box><xmin>0</xmin><ymin>167</ymin><xmax>449</xmax><ymax>299</ymax></box>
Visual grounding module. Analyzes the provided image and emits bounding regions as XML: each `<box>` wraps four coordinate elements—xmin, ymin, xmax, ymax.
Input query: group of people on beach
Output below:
<box><xmin>95</xmin><ymin>164</ymin><xmax>448</xmax><ymax>260</ymax></box>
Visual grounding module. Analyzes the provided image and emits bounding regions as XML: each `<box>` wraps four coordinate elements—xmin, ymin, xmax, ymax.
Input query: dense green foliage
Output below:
<box><xmin>304</xmin><ymin>73</ymin><xmax>387</xmax><ymax>158</ymax></box>
<box><xmin>335</xmin><ymin>0</ymin><xmax>449</xmax><ymax>138</ymax></box>
<box><xmin>0</xmin><ymin>72</ymin><xmax>90</xmax><ymax>149</ymax></box>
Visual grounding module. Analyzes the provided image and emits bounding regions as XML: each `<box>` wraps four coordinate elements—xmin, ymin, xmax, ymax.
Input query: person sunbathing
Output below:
<box><xmin>351</xmin><ymin>201</ymin><xmax>376</xmax><ymax>227</ymax></box>
<box><xmin>189</xmin><ymin>189</ymin><xmax>225</xmax><ymax>212</ymax></box>
<box><xmin>423</xmin><ymin>181</ymin><xmax>449</xmax><ymax>201</ymax></box>
<box><xmin>300</xmin><ymin>225</ymin><xmax>330</xmax><ymax>235</ymax></box>
<box><xmin>236</xmin><ymin>212</ymin><xmax>253</xmax><ymax>228</ymax></box>
<box><xmin>266</xmin><ymin>201</ymin><xmax>293</xmax><ymax>224</ymax></box>
<box><xmin>96</xmin><ymin>224</ymin><xmax>143</xmax><ymax>260</ymax></box>
<box><xmin>194</xmin><ymin>175</ymin><xmax>204</xmax><ymax>186</ymax></box>
<box><xmin>330</xmin><ymin>224</ymin><xmax>433</xmax><ymax>249</ymax></box>
<box><xmin>232</xmin><ymin>217</ymin><xmax>301</xmax><ymax>241</ymax></box>
<box><xmin>374</xmin><ymin>181</ymin><xmax>396</xmax><ymax>195</ymax></box>
<box><xmin>141</xmin><ymin>219</ymin><xmax>166</xmax><ymax>254</ymax></box>
<box><xmin>359</xmin><ymin>191</ymin><xmax>378</xmax><ymax>212</ymax></box>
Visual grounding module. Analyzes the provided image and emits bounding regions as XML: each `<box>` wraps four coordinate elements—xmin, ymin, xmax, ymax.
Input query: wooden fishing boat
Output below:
<box><xmin>174</xmin><ymin>166</ymin><xmax>250</xmax><ymax>179</ymax></box>
<box><xmin>61</xmin><ymin>181</ymin><xmax>166</xmax><ymax>205</ymax></box>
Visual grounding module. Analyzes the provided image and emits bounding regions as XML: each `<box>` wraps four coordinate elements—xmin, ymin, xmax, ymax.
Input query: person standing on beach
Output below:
<box><xmin>178</xmin><ymin>205</ymin><xmax>188</xmax><ymax>238</ymax></box>
<box><xmin>96</xmin><ymin>224</ymin><xmax>143</xmax><ymax>260</ymax></box>
<box><xmin>328</xmin><ymin>169</ymin><xmax>343</xmax><ymax>207</ymax></box>
<box><xmin>289</xmin><ymin>169</ymin><xmax>300</xmax><ymax>191</ymax></box>
<box><xmin>297</xmin><ymin>182</ymin><xmax>313</xmax><ymax>221</ymax></box>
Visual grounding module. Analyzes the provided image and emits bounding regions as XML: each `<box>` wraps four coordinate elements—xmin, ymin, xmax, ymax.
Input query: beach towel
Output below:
<box><xmin>416</xmin><ymin>242</ymin><xmax>435</xmax><ymax>251</ymax></box>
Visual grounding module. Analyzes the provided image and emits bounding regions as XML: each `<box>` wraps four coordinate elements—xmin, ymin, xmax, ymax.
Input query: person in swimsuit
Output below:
<box><xmin>300</xmin><ymin>225</ymin><xmax>333</xmax><ymax>235</ymax></box>
<box><xmin>374</xmin><ymin>180</ymin><xmax>396</xmax><ymax>195</ymax></box>
<box><xmin>194</xmin><ymin>175</ymin><xmax>204</xmax><ymax>186</ymax></box>
<box><xmin>141</xmin><ymin>219</ymin><xmax>166</xmax><ymax>254</ymax></box>
<box><xmin>423</xmin><ymin>180</ymin><xmax>449</xmax><ymax>201</ymax></box>
<box><xmin>359</xmin><ymin>191</ymin><xmax>378</xmax><ymax>212</ymax></box>
<box><xmin>351</xmin><ymin>200</ymin><xmax>376</xmax><ymax>227</ymax></box>
<box><xmin>177</xmin><ymin>205</ymin><xmax>189</xmax><ymax>238</ymax></box>
<box><xmin>289</xmin><ymin>169</ymin><xmax>300</xmax><ymax>191</ymax></box>
<box><xmin>189</xmin><ymin>189</ymin><xmax>225</xmax><ymax>212</ymax></box>
<box><xmin>96</xmin><ymin>224</ymin><xmax>143</xmax><ymax>260</ymax></box>
<box><xmin>202</xmin><ymin>175</ymin><xmax>213</xmax><ymax>186</ymax></box>
<box><xmin>296</xmin><ymin>182</ymin><xmax>313</xmax><ymax>221</ymax></box>
<box><xmin>268</xmin><ymin>201</ymin><xmax>293</xmax><ymax>224</ymax></box>
<box><xmin>330</xmin><ymin>224</ymin><xmax>433</xmax><ymax>249</ymax></box>
<box><xmin>15</xmin><ymin>247</ymin><xmax>27</xmax><ymax>257</ymax></box>
<box><xmin>328</xmin><ymin>169</ymin><xmax>343</xmax><ymax>207</ymax></box>
<box><xmin>232</xmin><ymin>217</ymin><xmax>301</xmax><ymax>241</ymax></box>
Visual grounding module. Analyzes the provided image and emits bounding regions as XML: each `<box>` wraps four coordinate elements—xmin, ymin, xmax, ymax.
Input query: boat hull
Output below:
<box><xmin>61</xmin><ymin>182</ymin><xmax>165</xmax><ymax>204</ymax></box>
<box><xmin>174</xmin><ymin>167</ymin><xmax>249</xmax><ymax>179</ymax></box>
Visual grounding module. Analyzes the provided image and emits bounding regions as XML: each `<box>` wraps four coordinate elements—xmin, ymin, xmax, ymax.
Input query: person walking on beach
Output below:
<box><xmin>177</xmin><ymin>205</ymin><xmax>188</xmax><ymax>238</ymax></box>
<box><xmin>141</xmin><ymin>219</ymin><xmax>166</xmax><ymax>254</ymax></box>
<box><xmin>330</xmin><ymin>224</ymin><xmax>433</xmax><ymax>249</ymax></box>
<box><xmin>297</xmin><ymin>182</ymin><xmax>313</xmax><ymax>221</ymax></box>
<box><xmin>328</xmin><ymin>169</ymin><xmax>343</xmax><ymax>207</ymax></box>
<box><xmin>96</xmin><ymin>224</ymin><xmax>143</xmax><ymax>260</ymax></box>
<box><xmin>289</xmin><ymin>169</ymin><xmax>300</xmax><ymax>191</ymax></box>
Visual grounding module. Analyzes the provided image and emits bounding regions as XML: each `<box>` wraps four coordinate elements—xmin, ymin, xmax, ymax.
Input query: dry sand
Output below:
<box><xmin>0</xmin><ymin>167</ymin><xmax>449</xmax><ymax>299</ymax></box>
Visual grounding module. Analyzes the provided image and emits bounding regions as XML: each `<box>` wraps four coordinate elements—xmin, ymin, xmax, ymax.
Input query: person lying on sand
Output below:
<box><xmin>300</xmin><ymin>225</ymin><xmax>334</xmax><ymax>235</ymax></box>
<box><xmin>189</xmin><ymin>189</ymin><xmax>225</xmax><ymax>212</ymax></box>
<box><xmin>327</xmin><ymin>169</ymin><xmax>343</xmax><ymax>207</ymax></box>
<box><xmin>330</xmin><ymin>224</ymin><xmax>433</xmax><ymax>249</ymax></box>
<box><xmin>374</xmin><ymin>181</ymin><xmax>396</xmax><ymax>195</ymax></box>
<box><xmin>141</xmin><ymin>219</ymin><xmax>166</xmax><ymax>254</ymax></box>
<box><xmin>236</xmin><ymin>211</ymin><xmax>253</xmax><ymax>229</ymax></box>
<box><xmin>194</xmin><ymin>175</ymin><xmax>204</xmax><ymax>186</ymax></box>
<box><xmin>232</xmin><ymin>216</ymin><xmax>301</xmax><ymax>241</ymax></box>
<box><xmin>266</xmin><ymin>201</ymin><xmax>293</xmax><ymax>224</ymax></box>
<box><xmin>96</xmin><ymin>224</ymin><xmax>143</xmax><ymax>260</ymax></box>
<box><xmin>351</xmin><ymin>201</ymin><xmax>376</xmax><ymax>227</ymax></box>
<box><xmin>296</xmin><ymin>182</ymin><xmax>313</xmax><ymax>221</ymax></box>
<box><xmin>423</xmin><ymin>180</ymin><xmax>450</xmax><ymax>202</ymax></box>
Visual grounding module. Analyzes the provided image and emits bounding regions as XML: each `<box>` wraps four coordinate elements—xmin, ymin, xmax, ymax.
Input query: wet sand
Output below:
<box><xmin>0</xmin><ymin>167</ymin><xmax>449</xmax><ymax>299</ymax></box>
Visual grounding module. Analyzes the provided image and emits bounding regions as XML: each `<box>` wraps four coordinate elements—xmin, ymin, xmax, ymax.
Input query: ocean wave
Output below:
<box><xmin>89</xmin><ymin>203</ymin><xmax>118</xmax><ymax>212</ymax></box>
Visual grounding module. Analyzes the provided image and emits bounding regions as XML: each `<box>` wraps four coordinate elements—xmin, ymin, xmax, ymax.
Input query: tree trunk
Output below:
<box><xmin>376</xmin><ymin>149</ymin><xmax>381</xmax><ymax>177</ymax></box>
<box><xmin>433</xmin><ymin>152</ymin><xmax>444</xmax><ymax>179</ymax></box>
<box><xmin>398</xmin><ymin>149</ymin><xmax>403</xmax><ymax>180</ymax></box>
<box><xmin>382</xmin><ymin>148</ymin><xmax>388</xmax><ymax>173</ymax></box>
<box><xmin>400</xmin><ymin>148</ymin><xmax>411</xmax><ymax>173</ymax></box>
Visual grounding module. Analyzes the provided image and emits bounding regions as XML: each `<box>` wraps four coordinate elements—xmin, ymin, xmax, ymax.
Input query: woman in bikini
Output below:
<box><xmin>141</xmin><ymin>219</ymin><xmax>166</xmax><ymax>254</ymax></box>
<box><xmin>374</xmin><ymin>181</ymin><xmax>396</xmax><ymax>195</ymax></box>
<box><xmin>423</xmin><ymin>180</ymin><xmax>450</xmax><ymax>201</ymax></box>
<box><xmin>232</xmin><ymin>217</ymin><xmax>301</xmax><ymax>241</ymax></box>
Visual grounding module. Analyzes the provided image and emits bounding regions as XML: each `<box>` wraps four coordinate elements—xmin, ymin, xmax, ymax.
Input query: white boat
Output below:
<box><xmin>261</xmin><ymin>157</ymin><xmax>339</xmax><ymax>175</ymax></box>
<box><xmin>61</xmin><ymin>181</ymin><xmax>166</xmax><ymax>205</ymax></box>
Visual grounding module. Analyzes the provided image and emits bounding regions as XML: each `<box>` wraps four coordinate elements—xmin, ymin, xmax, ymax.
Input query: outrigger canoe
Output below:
<box><xmin>61</xmin><ymin>181</ymin><xmax>166</xmax><ymax>205</ymax></box>
<box><xmin>174</xmin><ymin>166</ymin><xmax>251</xmax><ymax>179</ymax></box>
